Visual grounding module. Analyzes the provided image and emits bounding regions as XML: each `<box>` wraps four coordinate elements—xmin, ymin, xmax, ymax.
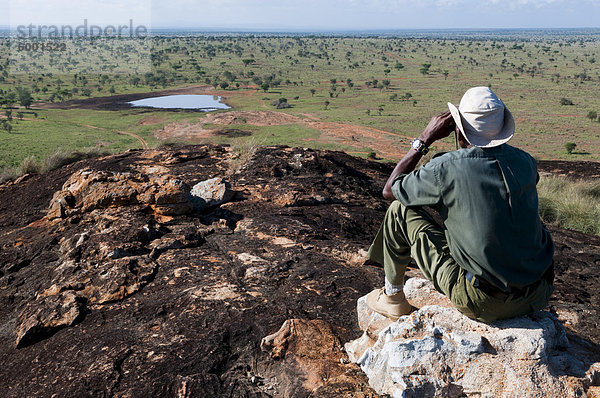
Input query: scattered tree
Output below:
<box><xmin>587</xmin><ymin>110</ymin><xmax>598</xmax><ymax>121</ymax></box>
<box><xmin>565</xmin><ymin>142</ymin><xmax>577</xmax><ymax>154</ymax></box>
<box><xmin>16</xmin><ymin>87</ymin><xmax>33</xmax><ymax>109</ymax></box>
<box><xmin>1</xmin><ymin>119</ymin><xmax>12</xmax><ymax>133</ymax></box>
<box><xmin>420</xmin><ymin>63</ymin><xmax>431</xmax><ymax>75</ymax></box>
<box><xmin>324</xmin><ymin>100</ymin><xmax>330</xmax><ymax>110</ymax></box>
<box><xmin>3</xmin><ymin>92</ymin><xmax>16</xmax><ymax>108</ymax></box>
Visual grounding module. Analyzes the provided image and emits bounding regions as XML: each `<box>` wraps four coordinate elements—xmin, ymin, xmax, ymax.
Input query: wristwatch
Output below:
<box><xmin>411</xmin><ymin>138</ymin><xmax>429</xmax><ymax>155</ymax></box>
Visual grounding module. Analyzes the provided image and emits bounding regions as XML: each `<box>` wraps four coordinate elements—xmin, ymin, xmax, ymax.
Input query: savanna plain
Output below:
<box><xmin>1</xmin><ymin>31</ymin><xmax>600</xmax><ymax>233</ymax></box>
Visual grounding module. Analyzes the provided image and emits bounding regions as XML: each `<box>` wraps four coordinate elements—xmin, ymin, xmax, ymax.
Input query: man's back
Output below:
<box><xmin>393</xmin><ymin>144</ymin><xmax>554</xmax><ymax>291</ymax></box>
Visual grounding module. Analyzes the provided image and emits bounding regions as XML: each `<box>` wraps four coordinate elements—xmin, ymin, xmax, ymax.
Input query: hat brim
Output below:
<box><xmin>447</xmin><ymin>102</ymin><xmax>515</xmax><ymax>148</ymax></box>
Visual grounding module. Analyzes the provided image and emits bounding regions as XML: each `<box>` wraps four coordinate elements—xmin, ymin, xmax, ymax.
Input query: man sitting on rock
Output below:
<box><xmin>366</xmin><ymin>87</ymin><xmax>555</xmax><ymax>323</ymax></box>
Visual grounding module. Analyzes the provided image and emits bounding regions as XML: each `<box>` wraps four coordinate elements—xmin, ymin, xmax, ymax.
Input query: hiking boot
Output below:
<box><xmin>366</xmin><ymin>287</ymin><xmax>412</xmax><ymax>321</ymax></box>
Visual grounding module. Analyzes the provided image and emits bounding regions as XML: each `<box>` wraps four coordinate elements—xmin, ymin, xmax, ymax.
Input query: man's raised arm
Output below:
<box><xmin>382</xmin><ymin>111</ymin><xmax>455</xmax><ymax>199</ymax></box>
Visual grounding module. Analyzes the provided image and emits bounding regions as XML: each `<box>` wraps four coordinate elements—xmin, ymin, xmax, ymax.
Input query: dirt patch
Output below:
<box><xmin>157</xmin><ymin>110</ymin><xmax>456</xmax><ymax>160</ymax></box>
<box><xmin>203</xmin><ymin>110</ymin><xmax>304</xmax><ymax>126</ymax></box>
<box><xmin>138</xmin><ymin>116</ymin><xmax>167</xmax><ymax>126</ymax></box>
<box><xmin>154</xmin><ymin>121</ymin><xmax>214</xmax><ymax>141</ymax></box>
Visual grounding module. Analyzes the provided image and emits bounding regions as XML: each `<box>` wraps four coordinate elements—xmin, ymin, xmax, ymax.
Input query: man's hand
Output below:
<box><xmin>419</xmin><ymin>111</ymin><xmax>456</xmax><ymax>147</ymax></box>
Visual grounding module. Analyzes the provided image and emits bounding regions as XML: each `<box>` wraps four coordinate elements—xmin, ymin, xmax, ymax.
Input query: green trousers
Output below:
<box><xmin>367</xmin><ymin>201</ymin><xmax>553</xmax><ymax>323</ymax></box>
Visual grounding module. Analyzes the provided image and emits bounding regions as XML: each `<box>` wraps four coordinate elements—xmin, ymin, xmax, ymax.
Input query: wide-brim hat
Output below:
<box><xmin>448</xmin><ymin>87</ymin><xmax>515</xmax><ymax>148</ymax></box>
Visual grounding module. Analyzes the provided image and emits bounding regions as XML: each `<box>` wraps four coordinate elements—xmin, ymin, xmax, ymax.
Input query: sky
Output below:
<box><xmin>5</xmin><ymin>0</ymin><xmax>600</xmax><ymax>31</ymax></box>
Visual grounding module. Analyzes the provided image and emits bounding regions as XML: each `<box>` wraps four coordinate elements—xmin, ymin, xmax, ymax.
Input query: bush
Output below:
<box><xmin>560</xmin><ymin>97</ymin><xmax>574</xmax><ymax>106</ymax></box>
<box><xmin>565</xmin><ymin>142</ymin><xmax>577</xmax><ymax>154</ymax></box>
<box><xmin>271</xmin><ymin>98</ymin><xmax>291</xmax><ymax>109</ymax></box>
<box><xmin>587</xmin><ymin>110</ymin><xmax>598</xmax><ymax>121</ymax></box>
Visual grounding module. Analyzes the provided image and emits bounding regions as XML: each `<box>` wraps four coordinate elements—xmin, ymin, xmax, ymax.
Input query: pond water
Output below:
<box><xmin>128</xmin><ymin>95</ymin><xmax>231</xmax><ymax>111</ymax></box>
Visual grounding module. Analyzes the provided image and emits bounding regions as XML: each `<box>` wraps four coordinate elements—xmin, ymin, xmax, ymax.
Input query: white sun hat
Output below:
<box><xmin>447</xmin><ymin>87</ymin><xmax>515</xmax><ymax>148</ymax></box>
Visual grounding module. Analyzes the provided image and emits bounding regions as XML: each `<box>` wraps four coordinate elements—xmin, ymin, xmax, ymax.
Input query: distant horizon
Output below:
<box><xmin>149</xmin><ymin>26</ymin><xmax>600</xmax><ymax>31</ymax></box>
<box><xmin>2</xmin><ymin>26</ymin><xmax>600</xmax><ymax>33</ymax></box>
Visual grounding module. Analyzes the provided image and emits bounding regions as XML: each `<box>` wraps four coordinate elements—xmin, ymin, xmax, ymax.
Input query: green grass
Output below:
<box><xmin>0</xmin><ymin>108</ymin><xmax>205</xmax><ymax>169</ymax></box>
<box><xmin>538</xmin><ymin>175</ymin><xmax>600</xmax><ymax>236</ymax></box>
<box><xmin>1</xmin><ymin>34</ymin><xmax>600</xmax><ymax>178</ymax></box>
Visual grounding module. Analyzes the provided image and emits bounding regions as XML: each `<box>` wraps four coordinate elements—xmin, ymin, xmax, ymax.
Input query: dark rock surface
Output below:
<box><xmin>0</xmin><ymin>144</ymin><xmax>599</xmax><ymax>397</ymax></box>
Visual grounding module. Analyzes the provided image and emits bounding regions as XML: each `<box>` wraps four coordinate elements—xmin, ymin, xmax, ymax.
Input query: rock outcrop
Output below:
<box><xmin>0</xmin><ymin>144</ymin><xmax>599</xmax><ymax>397</ymax></box>
<box><xmin>47</xmin><ymin>168</ymin><xmax>194</xmax><ymax>219</ymax></box>
<box><xmin>346</xmin><ymin>278</ymin><xmax>600</xmax><ymax>398</ymax></box>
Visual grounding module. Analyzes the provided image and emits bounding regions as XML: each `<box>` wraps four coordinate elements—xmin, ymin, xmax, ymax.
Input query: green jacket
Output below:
<box><xmin>392</xmin><ymin>144</ymin><xmax>554</xmax><ymax>291</ymax></box>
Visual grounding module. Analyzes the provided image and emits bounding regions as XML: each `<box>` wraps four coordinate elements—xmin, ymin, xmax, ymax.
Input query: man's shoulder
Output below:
<box><xmin>432</xmin><ymin>144</ymin><xmax>534</xmax><ymax>164</ymax></box>
<box><xmin>429</xmin><ymin>147</ymin><xmax>484</xmax><ymax>165</ymax></box>
<box><xmin>501</xmin><ymin>144</ymin><xmax>536</xmax><ymax>161</ymax></box>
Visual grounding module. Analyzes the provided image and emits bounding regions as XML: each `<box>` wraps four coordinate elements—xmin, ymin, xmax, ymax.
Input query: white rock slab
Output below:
<box><xmin>345</xmin><ymin>278</ymin><xmax>599</xmax><ymax>398</ymax></box>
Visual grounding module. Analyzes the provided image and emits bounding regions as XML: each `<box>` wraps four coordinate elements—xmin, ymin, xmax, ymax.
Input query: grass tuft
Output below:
<box><xmin>42</xmin><ymin>147</ymin><xmax>110</xmax><ymax>172</ymax></box>
<box><xmin>0</xmin><ymin>147</ymin><xmax>110</xmax><ymax>184</ymax></box>
<box><xmin>226</xmin><ymin>138</ymin><xmax>262</xmax><ymax>176</ymax></box>
<box><xmin>19</xmin><ymin>155</ymin><xmax>41</xmax><ymax>175</ymax></box>
<box><xmin>0</xmin><ymin>167</ymin><xmax>19</xmax><ymax>184</ymax></box>
<box><xmin>538</xmin><ymin>175</ymin><xmax>600</xmax><ymax>236</ymax></box>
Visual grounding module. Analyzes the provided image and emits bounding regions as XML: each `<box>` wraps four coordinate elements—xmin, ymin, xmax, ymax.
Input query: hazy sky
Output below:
<box><xmin>6</xmin><ymin>0</ymin><xmax>600</xmax><ymax>30</ymax></box>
